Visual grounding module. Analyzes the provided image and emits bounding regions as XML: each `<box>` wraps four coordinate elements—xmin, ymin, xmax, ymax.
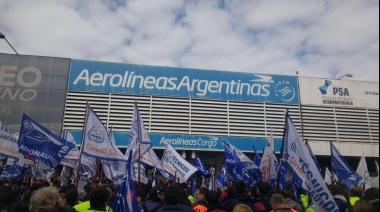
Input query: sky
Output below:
<box><xmin>0</xmin><ymin>0</ymin><xmax>379</xmax><ymax>82</ymax></box>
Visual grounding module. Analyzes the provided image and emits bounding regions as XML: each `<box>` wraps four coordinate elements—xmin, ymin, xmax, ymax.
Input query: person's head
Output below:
<box><xmin>234</xmin><ymin>180</ymin><xmax>247</xmax><ymax>194</ymax></box>
<box><xmin>364</xmin><ymin>187</ymin><xmax>379</xmax><ymax>202</ymax></box>
<box><xmin>164</xmin><ymin>185</ymin><xmax>181</xmax><ymax>205</ymax></box>
<box><xmin>205</xmin><ymin>190</ymin><xmax>221</xmax><ymax>206</ymax></box>
<box><xmin>65</xmin><ymin>188</ymin><xmax>79</xmax><ymax>207</ymax></box>
<box><xmin>233</xmin><ymin>204</ymin><xmax>253</xmax><ymax>212</ymax></box>
<box><xmin>196</xmin><ymin>187</ymin><xmax>209</xmax><ymax>202</ymax></box>
<box><xmin>250</xmin><ymin>185</ymin><xmax>258</xmax><ymax>198</ymax></box>
<box><xmin>89</xmin><ymin>187</ymin><xmax>111</xmax><ymax>209</ymax></box>
<box><xmin>350</xmin><ymin>187</ymin><xmax>363</xmax><ymax>197</ymax></box>
<box><xmin>84</xmin><ymin>182</ymin><xmax>98</xmax><ymax>196</ymax></box>
<box><xmin>29</xmin><ymin>186</ymin><xmax>59</xmax><ymax>212</ymax></box>
<box><xmin>257</xmin><ymin>182</ymin><xmax>268</xmax><ymax>195</ymax></box>
<box><xmin>270</xmin><ymin>194</ymin><xmax>287</xmax><ymax>210</ymax></box>
<box><xmin>327</xmin><ymin>184</ymin><xmax>339</xmax><ymax>196</ymax></box>
<box><xmin>280</xmin><ymin>188</ymin><xmax>293</xmax><ymax>200</ymax></box>
<box><xmin>149</xmin><ymin>185</ymin><xmax>165</xmax><ymax>202</ymax></box>
<box><xmin>353</xmin><ymin>199</ymin><xmax>375</xmax><ymax>212</ymax></box>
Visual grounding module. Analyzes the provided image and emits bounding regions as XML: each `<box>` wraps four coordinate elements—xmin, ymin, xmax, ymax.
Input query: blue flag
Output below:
<box><xmin>216</xmin><ymin>166</ymin><xmax>228</xmax><ymax>188</ymax></box>
<box><xmin>113</xmin><ymin>150</ymin><xmax>140</xmax><ymax>212</ymax></box>
<box><xmin>252</xmin><ymin>145</ymin><xmax>262</xmax><ymax>167</ymax></box>
<box><xmin>224</xmin><ymin>141</ymin><xmax>252</xmax><ymax>187</ymax></box>
<box><xmin>278</xmin><ymin>160</ymin><xmax>288</xmax><ymax>191</ymax></box>
<box><xmin>305</xmin><ymin>141</ymin><xmax>322</xmax><ymax>173</ymax></box>
<box><xmin>18</xmin><ymin>114</ymin><xmax>75</xmax><ymax>168</ymax></box>
<box><xmin>330</xmin><ymin>142</ymin><xmax>362</xmax><ymax>191</ymax></box>
<box><xmin>194</xmin><ymin>156</ymin><xmax>210</xmax><ymax>176</ymax></box>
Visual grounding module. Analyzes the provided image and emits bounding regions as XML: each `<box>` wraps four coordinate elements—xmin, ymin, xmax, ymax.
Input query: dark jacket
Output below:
<box><xmin>333</xmin><ymin>195</ymin><xmax>349</xmax><ymax>212</ymax></box>
<box><xmin>139</xmin><ymin>199</ymin><xmax>164</xmax><ymax>212</ymax></box>
<box><xmin>207</xmin><ymin>204</ymin><xmax>228</xmax><ymax>212</ymax></box>
<box><xmin>221</xmin><ymin>194</ymin><xmax>256</xmax><ymax>212</ymax></box>
<box><xmin>369</xmin><ymin>199</ymin><xmax>379</xmax><ymax>212</ymax></box>
<box><xmin>156</xmin><ymin>204</ymin><xmax>194</xmax><ymax>212</ymax></box>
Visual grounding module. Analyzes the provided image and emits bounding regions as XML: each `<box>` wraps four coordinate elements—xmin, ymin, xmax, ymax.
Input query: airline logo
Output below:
<box><xmin>69</xmin><ymin>60</ymin><xmax>299</xmax><ymax>104</ymax></box>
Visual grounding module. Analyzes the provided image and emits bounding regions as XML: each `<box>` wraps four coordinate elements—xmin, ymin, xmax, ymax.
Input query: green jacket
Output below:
<box><xmin>305</xmin><ymin>204</ymin><xmax>316</xmax><ymax>212</ymax></box>
<box><xmin>74</xmin><ymin>201</ymin><xmax>113</xmax><ymax>212</ymax></box>
<box><xmin>349</xmin><ymin>196</ymin><xmax>360</xmax><ymax>206</ymax></box>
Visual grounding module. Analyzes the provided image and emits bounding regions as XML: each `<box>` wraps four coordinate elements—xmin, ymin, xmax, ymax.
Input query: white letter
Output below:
<box><xmin>90</xmin><ymin>73</ymin><xmax>104</xmax><ymax>86</ymax></box>
<box><xmin>0</xmin><ymin>65</ymin><xmax>17</xmax><ymax>86</ymax></box>
<box><xmin>73</xmin><ymin>69</ymin><xmax>90</xmax><ymax>85</ymax></box>
<box><xmin>17</xmin><ymin>67</ymin><xmax>42</xmax><ymax>88</ymax></box>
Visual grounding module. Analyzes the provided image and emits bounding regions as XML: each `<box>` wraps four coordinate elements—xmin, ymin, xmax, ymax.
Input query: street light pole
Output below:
<box><xmin>0</xmin><ymin>32</ymin><xmax>19</xmax><ymax>55</ymax></box>
<box><xmin>337</xmin><ymin>73</ymin><xmax>353</xmax><ymax>80</ymax></box>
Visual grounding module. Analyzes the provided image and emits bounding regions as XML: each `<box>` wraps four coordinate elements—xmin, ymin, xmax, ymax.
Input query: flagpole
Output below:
<box><xmin>136</xmin><ymin>101</ymin><xmax>141</xmax><ymax>189</ymax></box>
<box><xmin>268</xmin><ymin>156</ymin><xmax>272</xmax><ymax>184</ymax></box>
<box><xmin>276</xmin><ymin>109</ymin><xmax>289</xmax><ymax>193</ymax></box>
<box><xmin>76</xmin><ymin>101</ymin><xmax>89</xmax><ymax>189</ymax></box>
<box><xmin>9</xmin><ymin>161</ymin><xmax>15</xmax><ymax>187</ymax></box>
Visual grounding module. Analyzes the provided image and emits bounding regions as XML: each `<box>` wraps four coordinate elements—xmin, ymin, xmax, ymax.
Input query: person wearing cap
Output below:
<box><xmin>139</xmin><ymin>185</ymin><xmax>165</xmax><ymax>212</ymax></box>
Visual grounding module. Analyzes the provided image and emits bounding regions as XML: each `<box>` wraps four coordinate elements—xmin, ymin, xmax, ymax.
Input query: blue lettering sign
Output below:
<box><xmin>68</xmin><ymin>130</ymin><xmax>282</xmax><ymax>152</ymax></box>
<box><xmin>68</xmin><ymin>60</ymin><xmax>299</xmax><ymax>104</ymax></box>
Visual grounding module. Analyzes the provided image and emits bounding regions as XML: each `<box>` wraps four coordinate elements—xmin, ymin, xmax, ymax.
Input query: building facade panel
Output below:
<box><xmin>0</xmin><ymin>54</ymin><xmax>70</xmax><ymax>134</ymax></box>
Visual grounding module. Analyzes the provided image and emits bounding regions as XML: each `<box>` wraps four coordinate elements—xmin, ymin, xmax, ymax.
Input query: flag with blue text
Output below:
<box><xmin>216</xmin><ymin>166</ymin><xmax>228</xmax><ymax>188</ymax></box>
<box><xmin>0</xmin><ymin>153</ymin><xmax>28</xmax><ymax>179</ymax></box>
<box><xmin>331</xmin><ymin>142</ymin><xmax>362</xmax><ymax>191</ymax></box>
<box><xmin>284</xmin><ymin>115</ymin><xmax>339</xmax><ymax>212</ymax></box>
<box><xmin>18</xmin><ymin>114</ymin><xmax>75</xmax><ymax>167</ymax></box>
<box><xmin>160</xmin><ymin>143</ymin><xmax>198</xmax><ymax>181</ymax></box>
<box><xmin>194</xmin><ymin>156</ymin><xmax>210</xmax><ymax>176</ymax></box>
<box><xmin>224</xmin><ymin>141</ymin><xmax>252</xmax><ymax>187</ymax></box>
<box><xmin>82</xmin><ymin>105</ymin><xmax>127</xmax><ymax>161</ymax></box>
<box><xmin>0</xmin><ymin>121</ymin><xmax>19</xmax><ymax>161</ymax></box>
<box><xmin>113</xmin><ymin>151</ymin><xmax>140</xmax><ymax>212</ymax></box>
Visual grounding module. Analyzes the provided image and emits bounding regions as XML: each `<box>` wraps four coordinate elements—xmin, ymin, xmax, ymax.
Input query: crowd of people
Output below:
<box><xmin>0</xmin><ymin>175</ymin><xmax>379</xmax><ymax>212</ymax></box>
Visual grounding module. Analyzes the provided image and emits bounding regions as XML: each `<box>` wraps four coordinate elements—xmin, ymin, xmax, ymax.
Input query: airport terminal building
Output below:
<box><xmin>1</xmin><ymin>53</ymin><xmax>379</xmax><ymax>172</ymax></box>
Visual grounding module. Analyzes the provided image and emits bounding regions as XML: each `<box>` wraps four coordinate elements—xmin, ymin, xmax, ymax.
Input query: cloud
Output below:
<box><xmin>0</xmin><ymin>0</ymin><xmax>378</xmax><ymax>82</ymax></box>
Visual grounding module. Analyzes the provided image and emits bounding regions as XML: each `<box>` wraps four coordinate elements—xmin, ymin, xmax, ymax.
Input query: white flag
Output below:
<box><xmin>356</xmin><ymin>156</ymin><xmax>371</xmax><ymax>189</ymax></box>
<box><xmin>141</xmin><ymin>148</ymin><xmax>170</xmax><ymax>179</ymax></box>
<box><xmin>32</xmin><ymin>160</ymin><xmax>55</xmax><ymax>180</ymax></box>
<box><xmin>62</xmin><ymin>131</ymin><xmax>81</xmax><ymax>161</ymax></box>
<box><xmin>228</xmin><ymin>143</ymin><xmax>259</xmax><ymax>170</ymax></box>
<box><xmin>260</xmin><ymin>130</ymin><xmax>278</xmax><ymax>182</ymax></box>
<box><xmin>160</xmin><ymin>144</ymin><xmax>198</xmax><ymax>181</ymax></box>
<box><xmin>324</xmin><ymin>167</ymin><xmax>334</xmax><ymax>185</ymax></box>
<box><xmin>102</xmin><ymin>159</ymin><xmax>127</xmax><ymax>185</ymax></box>
<box><xmin>126</xmin><ymin>103</ymin><xmax>152</xmax><ymax>163</ymax></box>
<box><xmin>0</xmin><ymin>121</ymin><xmax>19</xmax><ymax>161</ymax></box>
<box><xmin>284</xmin><ymin>115</ymin><xmax>339</xmax><ymax>212</ymax></box>
<box><xmin>82</xmin><ymin>105</ymin><xmax>126</xmax><ymax>161</ymax></box>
